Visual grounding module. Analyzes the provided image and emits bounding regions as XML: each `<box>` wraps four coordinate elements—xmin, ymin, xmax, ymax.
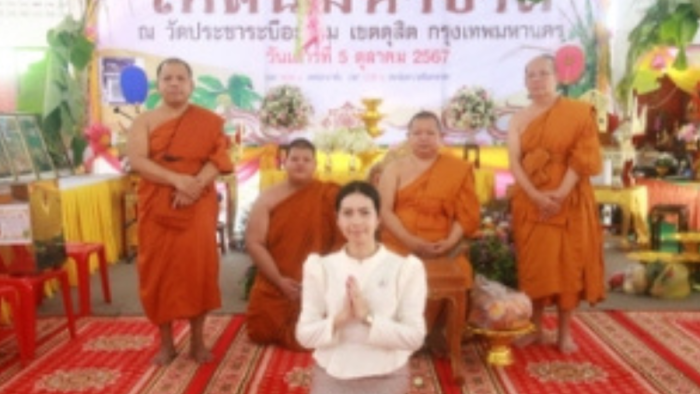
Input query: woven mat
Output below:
<box><xmin>0</xmin><ymin>311</ymin><xmax>698</xmax><ymax>393</ymax></box>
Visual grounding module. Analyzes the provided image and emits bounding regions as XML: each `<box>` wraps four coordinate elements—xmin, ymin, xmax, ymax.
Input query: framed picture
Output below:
<box><xmin>101</xmin><ymin>57</ymin><xmax>138</xmax><ymax>104</ymax></box>
<box><xmin>21</xmin><ymin>114</ymin><xmax>73</xmax><ymax>176</ymax></box>
<box><xmin>0</xmin><ymin>114</ymin><xmax>35</xmax><ymax>179</ymax></box>
<box><xmin>16</xmin><ymin>114</ymin><xmax>56</xmax><ymax>178</ymax></box>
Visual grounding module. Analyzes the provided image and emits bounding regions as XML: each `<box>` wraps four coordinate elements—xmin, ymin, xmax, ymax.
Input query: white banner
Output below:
<box><xmin>98</xmin><ymin>0</ymin><xmax>601</xmax><ymax>146</ymax></box>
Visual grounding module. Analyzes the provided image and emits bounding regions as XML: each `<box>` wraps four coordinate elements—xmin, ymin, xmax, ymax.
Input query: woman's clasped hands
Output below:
<box><xmin>333</xmin><ymin>276</ymin><xmax>371</xmax><ymax>329</ymax></box>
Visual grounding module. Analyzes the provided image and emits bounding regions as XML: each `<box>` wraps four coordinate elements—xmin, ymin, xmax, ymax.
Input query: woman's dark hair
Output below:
<box><xmin>335</xmin><ymin>181</ymin><xmax>381</xmax><ymax>213</ymax></box>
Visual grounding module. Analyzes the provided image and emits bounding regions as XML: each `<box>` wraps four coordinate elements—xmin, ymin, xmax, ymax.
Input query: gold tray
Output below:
<box><xmin>469</xmin><ymin>323</ymin><xmax>535</xmax><ymax>366</ymax></box>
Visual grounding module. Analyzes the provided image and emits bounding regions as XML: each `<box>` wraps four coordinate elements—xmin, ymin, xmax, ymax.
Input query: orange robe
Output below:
<box><xmin>381</xmin><ymin>153</ymin><xmax>480</xmax><ymax>288</ymax></box>
<box><xmin>137</xmin><ymin>105</ymin><xmax>233</xmax><ymax>325</ymax></box>
<box><xmin>511</xmin><ymin>97</ymin><xmax>605</xmax><ymax>309</ymax></box>
<box><xmin>246</xmin><ymin>180</ymin><xmax>342</xmax><ymax>350</ymax></box>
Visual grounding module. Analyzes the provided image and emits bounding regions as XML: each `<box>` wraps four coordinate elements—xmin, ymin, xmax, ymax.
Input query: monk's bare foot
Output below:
<box><xmin>189</xmin><ymin>347</ymin><xmax>214</xmax><ymax>364</ymax></box>
<box><xmin>152</xmin><ymin>348</ymin><xmax>177</xmax><ymax>366</ymax></box>
<box><xmin>558</xmin><ymin>335</ymin><xmax>578</xmax><ymax>354</ymax></box>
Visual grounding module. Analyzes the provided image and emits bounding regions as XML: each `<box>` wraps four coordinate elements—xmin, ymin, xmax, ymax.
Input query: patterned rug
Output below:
<box><xmin>0</xmin><ymin>312</ymin><xmax>698</xmax><ymax>393</ymax></box>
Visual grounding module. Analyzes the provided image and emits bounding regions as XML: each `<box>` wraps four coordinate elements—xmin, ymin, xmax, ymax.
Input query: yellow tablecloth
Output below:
<box><xmin>260</xmin><ymin>168</ymin><xmax>495</xmax><ymax>204</ymax></box>
<box><xmin>594</xmin><ymin>185</ymin><xmax>649</xmax><ymax>248</ymax></box>
<box><xmin>59</xmin><ymin>175</ymin><xmax>128</xmax><ymax>283</ymax></box>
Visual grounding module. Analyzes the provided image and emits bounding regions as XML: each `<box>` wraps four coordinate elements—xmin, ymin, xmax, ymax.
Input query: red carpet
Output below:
<box><xmin>0</xmin><ymin>312</ymin><xmax>698</xmax><ymax>393</ymax></box>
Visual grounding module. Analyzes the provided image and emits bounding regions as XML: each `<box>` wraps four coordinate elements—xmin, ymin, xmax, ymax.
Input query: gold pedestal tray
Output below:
<box><xmin>469</xmin><ymin>323</ymin><xmax>535</xmax><ymax>366</ymax></box>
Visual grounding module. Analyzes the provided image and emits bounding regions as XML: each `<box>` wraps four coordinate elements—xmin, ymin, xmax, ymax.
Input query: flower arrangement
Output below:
<box><xmin>259</xmin><ymin>85</ymin><xmax>313</xmax><ymax>130</ymax></box>
<box><xmin>312</xmin><ymin>127</ymin><xmax>376</xmax><ymax>172</ymax></box>
<box><xmin>469</xmin><ymin>217</ymin><xmax>517</xmax><ymax>289</ymax></box>
<box><xmin>443</xmin><ymin>86</ymin><xmax>497</xmax><ymax>130</ymax></box>
<box><xmin>654</xmin><ymin>152</ymin><xmax>678</xmax><ymax>169</ymax></box>
<box><xmin>313</xmin><ymin>127</ymin><xmax>375</xmax><ymax>155</ymax></box>
<box><xmin>335</xmin><ymin>127</ymin><xmax>376</xmax><ymax>155</ymax></box>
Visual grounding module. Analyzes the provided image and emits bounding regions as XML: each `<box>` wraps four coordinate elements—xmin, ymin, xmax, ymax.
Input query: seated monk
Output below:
<box><xmin>127</xmin><ymin>58</ymin><xmax>234</xmax><ymax>365</ymax></box>
<box><xmin>508</xmin><ymin>55</ymin><xmax>605</xmax><ymax>353</ymax></box>
<box><xmin>378</xmin><ymin>111</ymin><xmax>481</xmax><ymax>338</ymax></box>
<box><xmin>245</xmin><ymin>138</ymin><xmax>343</xmax><ymax>350</ymax></box>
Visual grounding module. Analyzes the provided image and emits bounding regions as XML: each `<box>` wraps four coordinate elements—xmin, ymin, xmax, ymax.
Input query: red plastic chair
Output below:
<box><xmin>0</xmin><ymin>285</ymin><xmax>28</xmax><ymax>366</ymax></box>
<box><xmin>0</xmin><ymin>268</ymin><xmax>77</xmax><ymax>360</ymax></box>
<box><xmin>65</xmin><ymin>242</ymin><xmax>112</xmax><ymax>317</ymax></box>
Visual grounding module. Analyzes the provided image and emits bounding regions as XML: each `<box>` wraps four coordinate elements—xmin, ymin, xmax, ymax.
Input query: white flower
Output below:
<box><xmin>313</xmin><ymin>130</ymin><xmax>338</xmax><ymax>153</ymax></box>
<box><xmin>335</xmin><ymin>127</ymin><xmax>376</xmax><ymax>154</ymax></box>
<box><xmin>444</xmin><ymin>86</ymin><xmax>496</xmax><ymax>130</ymax></box>
<box><xmin>259</xmin><ymin>85</ymin><xmax>313</xmax><ymax>130</ymax></box>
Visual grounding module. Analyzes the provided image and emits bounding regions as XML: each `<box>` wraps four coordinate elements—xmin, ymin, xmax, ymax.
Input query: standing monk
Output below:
<box><xmin>127</xmin><ymin>58</ymin><xmax>233</xmax><ymax>364</ymax></box>
<box><xmin>508</xmin><ymin>55</ymin><xmax>605</xmax><ymax>353</ymax></box>
<box><xmin>378</xmin><ymin>111</ymin><xmax>481</xmax><ymax>318</ymax></box>
<box><xmin>246</xmin><ymin>139</ymin><xmax>342</xmax><ymax>350</ymax></box>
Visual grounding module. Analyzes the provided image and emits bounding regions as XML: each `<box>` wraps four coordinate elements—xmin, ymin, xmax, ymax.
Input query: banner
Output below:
<box><xmin>98</xmin><ymin>0</ymin><xmax>602</xmax><ymax>146</ymax></box>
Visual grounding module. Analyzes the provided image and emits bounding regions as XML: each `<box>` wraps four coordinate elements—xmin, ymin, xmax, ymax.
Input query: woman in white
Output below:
<box><xmin>296</xmin><ymin>180</ymin><xmax>427</xmax><ymax>393</ymax></box>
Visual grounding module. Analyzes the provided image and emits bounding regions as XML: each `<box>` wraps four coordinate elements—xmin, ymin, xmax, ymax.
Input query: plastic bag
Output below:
<box><xmin>649</xmin><ymin>263</ymin><xmax>691</xmax><ymax>299</ymax></box>
<box><xmin>469</xmin><ymin>275</ymin><xmax>532</xmax><ymax>330</ymax></box>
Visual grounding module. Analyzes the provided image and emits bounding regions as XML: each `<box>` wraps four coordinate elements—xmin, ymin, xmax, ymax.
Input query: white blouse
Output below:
<box><xmin>295</xmin><ymin>246</ymin><xmax>427</xmax><ymax>379</ymax></box>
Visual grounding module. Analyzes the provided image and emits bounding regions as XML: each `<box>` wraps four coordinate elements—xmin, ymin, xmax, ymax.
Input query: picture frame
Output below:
<box><xmin>0</xmin><ymin>133</ymin><xmax>13</xmax><ymax>180</ymax></box>
<box><xmin>16</xmin><ymin>114</ymin><xmax>56</xmax><ymax>178</ymax></box>
<box><xmin>0</xmin><ymin>114</ymin><xmax>36</xmax><ymax>180</ymax></box>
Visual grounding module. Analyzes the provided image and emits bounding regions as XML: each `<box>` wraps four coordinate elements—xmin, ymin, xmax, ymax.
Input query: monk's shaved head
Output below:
<box><xmin>287</xmin><ymin>138</ymin><xmax>316</xmax><ymax>156</ymax></box>
<box><xmin>408</xmin><ymin>110</ymin><xmax>442</xmax><ymax>132</ymax></box>
<box><xmin>157</xmin><ymin>57</ymin><xmax>193</xmax><ymax>78</ymax></box>
<box><xmin>525</xmin><ymin>54</ymin><xmax>556</xmax><ymax>75</ymax></box>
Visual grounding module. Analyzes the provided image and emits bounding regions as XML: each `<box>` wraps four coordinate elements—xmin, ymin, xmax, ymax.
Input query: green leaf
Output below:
<box><xmin>679</xmin><ymin>13</ymin><xmax>699</xmax><ymax>43</ymax></box>
<box><xmin>42</xmin><ymin>109</ymin><xmax>62</xmax><ymax>138</ymax></box>
<box><xmin>145</xmin><ymin>92</ymin><xmax>161</xmax><ymax>109</ymax></box>
<box><xmin>70</xmin><ymin>135</ymin><xmax>87</xmax><ymax>166</ymax></box>
<box><xmin>691</xmin><ymin>0</ymin><xmax>700</xmax><ymax>16</ymax></box>
<box><xmin>228</xmin><ymin>74</ymin><xmax>261</xmax><ymax>110</ymax></box>
<box><xmin>70</xmin><ymin>34</ymin><xmax>94</xmax><ymax>70</ymax></box>
<box><xmin>659</xmin><ymin>16</ymin><xmax>681</xmax><ymax>46</ymax></box>
<box><xmin>197</xmin><ymin>75</ymin><xmax>225</xmax><ymax>92</ymax></box>
<box><xmin>673</xmin><ymin>47</ymin><xmax>688</xmax><ymax>69</ymax></box>
<box><xmin>60</xmin><ymin>103</ymin><xmax>77</xmax><ymax>135</ymax></box>
<box><xmin>43</xmin><ymin>53</ymin><xmax>65</xmax><ymax>118</ymax></box>
<box><xmin>192</xmin><ymin>87</ymin><xmax>219</xmax><ymax>109</ymax></box>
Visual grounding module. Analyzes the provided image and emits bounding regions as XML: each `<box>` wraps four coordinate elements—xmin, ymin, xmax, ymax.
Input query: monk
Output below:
<box><xmin>127</xmin><ymin>58</ymin><xmax>233</xmax><ymax>364</ymax></box>
<box><xmin>378</xmin><ymin>110</ymin><xmax>481</xmax><ymax>330</ymax></box>
<box><xmin>508</xmin><ymin>55</ymin><xmax>605</xmax><ymax>353</ymax></box>
<box><xmin>245</xmin><ymin>139</ymin><xmax>342</xmax><ymax>350</ymax></box>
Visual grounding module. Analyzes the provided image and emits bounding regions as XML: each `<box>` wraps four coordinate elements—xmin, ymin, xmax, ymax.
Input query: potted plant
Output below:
<box><xmin>42</xmin><ymin>5</ymin><xmax>97</xmax><ymax>167</ymax></box>
<box><xmin>469</xmin><ymin>217</ymin><xmax>517</xmax><ymax>289</ymax></box>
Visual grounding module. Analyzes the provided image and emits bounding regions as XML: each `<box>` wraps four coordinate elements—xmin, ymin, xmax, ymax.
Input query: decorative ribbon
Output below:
<box><xmin>295</xmin><ymin>0</ymin><xmax>322</xmax><ymax>60</ymax></box>
<box><xmin>294</xmin><ymin>0</ymin><xmax>308</xmax><ymax>61</ymax></box>
<box><xmin>303</xmin><ymin>0</ymin><xmax>322</xmax><ymax>50</ymax></box>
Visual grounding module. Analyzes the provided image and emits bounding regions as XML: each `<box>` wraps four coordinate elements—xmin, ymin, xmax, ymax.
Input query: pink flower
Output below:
<box><xmin>554</xmin><ymin>45</ymin><xmax>585</xmax><ymax>85</ymax></box>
